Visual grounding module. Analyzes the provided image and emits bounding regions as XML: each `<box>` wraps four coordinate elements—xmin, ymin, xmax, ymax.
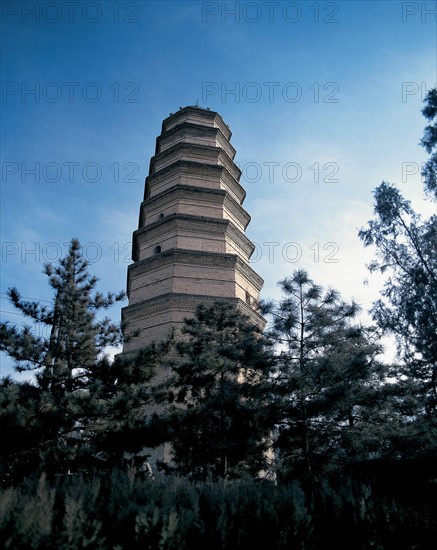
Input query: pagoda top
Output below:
<box><xmin>162</xmin><ymin>106</ymin><xmax>232</xmax><ymax>141</ymax></box>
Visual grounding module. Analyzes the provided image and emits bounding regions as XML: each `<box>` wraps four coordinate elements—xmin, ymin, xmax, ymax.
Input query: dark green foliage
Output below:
<box><xmin>358</xmin><ymin>183</ymin><xmax>437</xmax><ymax>372</ymax></box>
<box><xmin>0</xmin><ymin>377</ymin><xmax>51</xmax><ymax>479</ymax></box>
<box><xmin>165</xmin><ymin>302</ymin><xmax>276</xmax><ymax>481</ymax></box>
<box><xmin>0</xmin><ymin>239</ymin><xmax>136</xmax><ymax>477</ymax></box>
<box><xmin>421</xmin><ymin>88</ymin><xmax>437</xmax><ymax>200</ymax></box>
<box><xmin>359</xmin><ymin>90</ymin><xmax>437</xmax><ymax>461</ymax></box>
<box><xmin>0</xmin><ymin>335</ymin><xmax>171</xmax><ymax>480</ymax></box>
<box><xmin>261</xmin><ymin>269</ymin><xmax>385</xmax><ymax>479</ymax></box>
<box><xmin>1</xmin><ymin>470</ymin><xmax>435</xmax><ymax>549</ymax></box>
<box><xmin>359</xmin><ymin>189</ymin><xmax>437</xmax><ymax>457</ymax></box>
<box><xmin>79</xmin><ymin>340</ymin><xmax>173</xmax><ymax>467</ymax></box>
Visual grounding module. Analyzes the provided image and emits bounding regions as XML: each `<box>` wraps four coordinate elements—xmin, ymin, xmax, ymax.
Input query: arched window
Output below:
<box><xmin>154</xmin><ymin>245</ymin><xmax>162</xmax><ymax>255</ymax></box>
<box><xmin>245</xmin><ymin>291</ymin><xmax>251</xmax><ymax>305</ymax></box>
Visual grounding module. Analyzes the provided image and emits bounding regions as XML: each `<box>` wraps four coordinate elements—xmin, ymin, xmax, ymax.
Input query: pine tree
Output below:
<box><xmin>358</xmin><ymin>89</ymin><xmax>437</xmax><ymax>462</ymax></box>
<box><xmin>359</xmin><ymin>184</ymin><xmax>437</xmax><ymax>373</ymax></box>
<box><xmin>0</xmin><ymin>239</ymin><xmax>125</xmax><ymax>476</ymax></box>
<box><xmin>261</xmin><ymin>269</ymin><xmax>384</xmax><ymax>480</ymax></box>
<box><xmin>165</xmin><ymin>302</ymin><xmax>276</xmax><ymax>481</ymax></box>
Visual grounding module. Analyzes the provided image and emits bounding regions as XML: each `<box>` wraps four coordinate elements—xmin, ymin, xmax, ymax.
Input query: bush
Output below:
<box><xmin>0</xmin><ymin>469</ymin><xmax>436</xmax><ymax>549</ymax></box>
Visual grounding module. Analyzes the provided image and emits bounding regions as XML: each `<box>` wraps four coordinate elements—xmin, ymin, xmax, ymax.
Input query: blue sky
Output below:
<box><xmin>1</xmin><ymin>0</ymin><xmax>436</xmax><ymax>378</ymax></box>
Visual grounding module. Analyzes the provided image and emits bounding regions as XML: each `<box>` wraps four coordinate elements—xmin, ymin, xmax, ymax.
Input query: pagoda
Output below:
<box><xmin>122</xmin><ymin>106</ymin><xmax>265</xmax><ymax>351</ymax></box>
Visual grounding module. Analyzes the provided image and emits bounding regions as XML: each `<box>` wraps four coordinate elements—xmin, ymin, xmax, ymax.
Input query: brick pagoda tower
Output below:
<box><xmin>122</xmin><ymin>106</ymin><xmax>265</xmax><ymax>352</ymax></box>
